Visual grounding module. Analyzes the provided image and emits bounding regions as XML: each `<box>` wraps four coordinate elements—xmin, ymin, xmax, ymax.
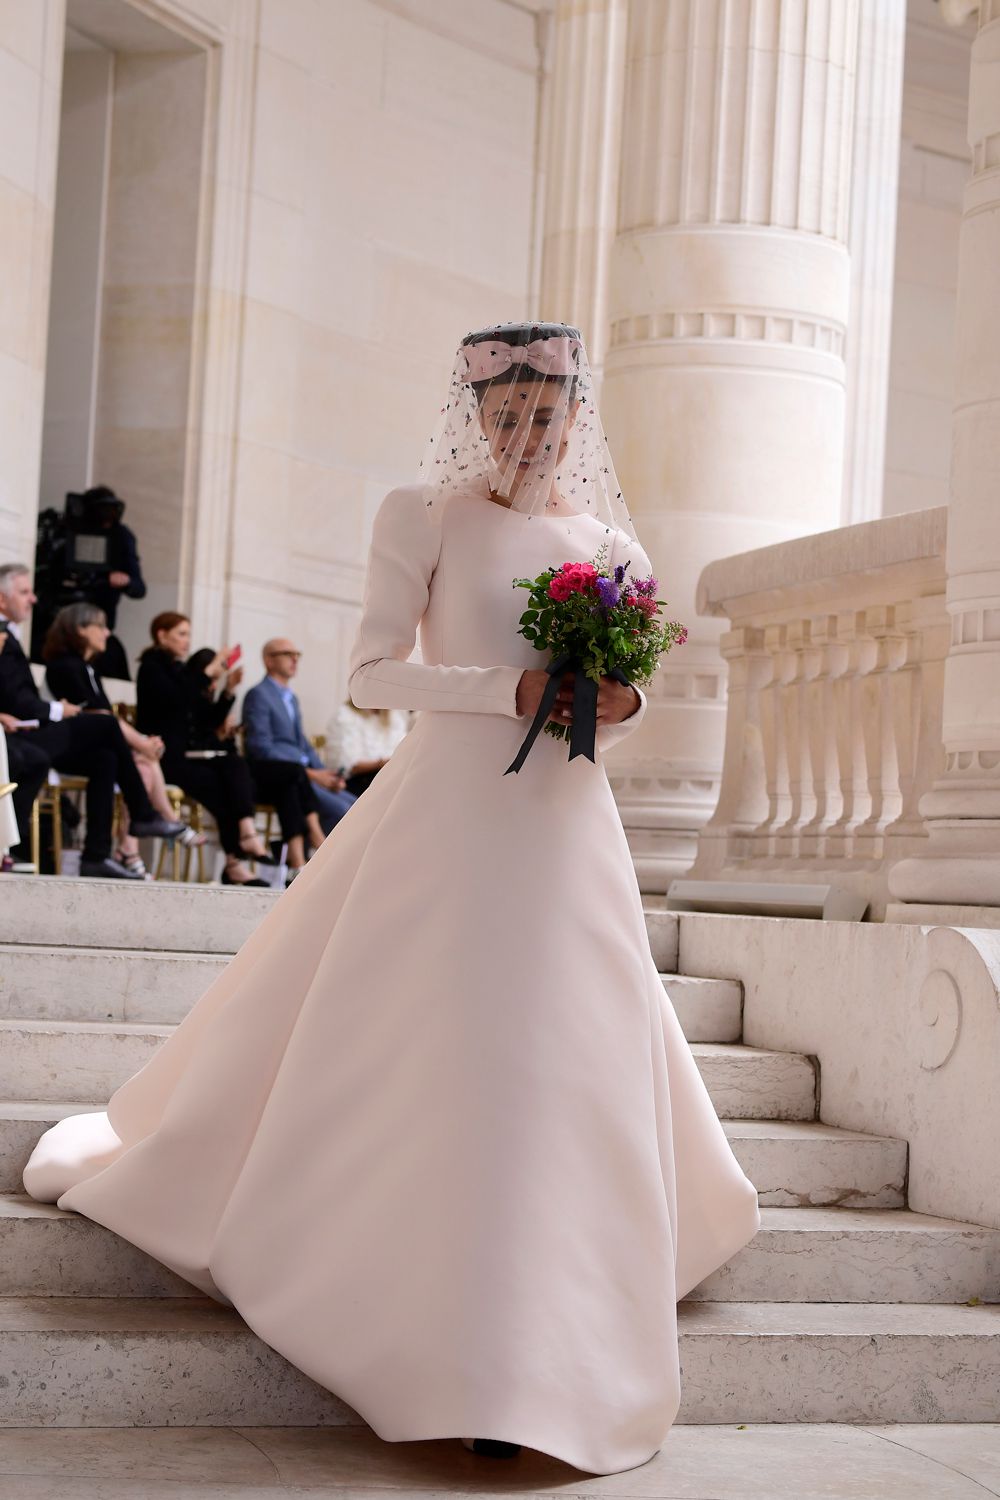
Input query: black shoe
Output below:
<box><xmin>462</xmin><ymin>1439</ymin><xmax>522</xmax><ymax>1458</ymax></box>
<box><xmin>80</xmin><ymin>856</ymin><xmax>146</xmax><ymax>881</ymax></box>
<box><xmin>130</xmin><ymin>816</ymin><xmax>186</xmax><ymax>840</ymax></box>
<box><xmin>221</xmin><ymin>870</ymin><xmax>270</xmax><ymax>887</ymax></box>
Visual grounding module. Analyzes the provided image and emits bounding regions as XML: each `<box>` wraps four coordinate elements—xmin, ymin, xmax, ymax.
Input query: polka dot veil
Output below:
<box><xmin>417</xmin><ymin>321</ymin><xmax>638</xmax><ymax>541</ymax></box>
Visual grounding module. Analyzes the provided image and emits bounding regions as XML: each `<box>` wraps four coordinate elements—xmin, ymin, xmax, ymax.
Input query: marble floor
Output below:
<box><xmin>0</xmin><ymin>1424</ymin><xmax>997</xmax><ymax>1499</ymax></box>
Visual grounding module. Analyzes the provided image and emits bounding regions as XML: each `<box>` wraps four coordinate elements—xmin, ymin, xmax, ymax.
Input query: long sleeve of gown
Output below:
<box><xmin>348</xmin><ymin>486</ymin><xmax>524</xmax><ymax>716</ymax></box>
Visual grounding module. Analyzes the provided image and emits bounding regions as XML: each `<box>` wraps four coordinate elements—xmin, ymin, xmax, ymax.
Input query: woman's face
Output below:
<box><xmin>478</xmin><ymin>379</ymin><xmax>577</xmax><ymax>499</ymax></box>
<box><xmin>157</xmin><ymin>619</ymin><xmax>191</xmax><ymax>658</ymax></box>
<box><xmin>79</xmin><ymin>617</ymin><xmax>109</xmax><ymax>659</ymax></box>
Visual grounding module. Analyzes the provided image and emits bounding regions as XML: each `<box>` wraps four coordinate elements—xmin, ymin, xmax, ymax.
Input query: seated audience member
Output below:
<box><xmin>0</xmin><ymin>563</ymin><xmax>184</xmax><ymax>878</ymax></box>
<box><xmin>136</xmin><ymin>613</ymin><xmax>274</xmax><ymax>886</ymax></box>
<box><xmin>243</xmin><ymin>639</ymin><xmax>356</xmax><ymax>847</ymax></box>
<box><xmin>44</xmin><ymin>602</ymin><xmax>204</xmax><ymax>879</ymax></box>
<box><xmin>325</xmin><ymin>698</ymin><xmax>412</xmax><ymax>798</ymax></box>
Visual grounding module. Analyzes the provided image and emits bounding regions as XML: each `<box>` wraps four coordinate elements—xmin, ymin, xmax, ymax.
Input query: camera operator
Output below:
<box><xmin>32</xmin><ymin>485</ymin><xmax>146</xmax><ymax>679</ymax></box>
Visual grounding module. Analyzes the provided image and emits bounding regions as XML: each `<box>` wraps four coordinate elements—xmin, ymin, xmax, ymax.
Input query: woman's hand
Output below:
<box><xmin>205</xmin><ymin>650</ymin><xmax>228</xmax><ymax>681</ymax></box>
<box><xmin>597</xmin><ymin>677</ymin><xmax>642</xmax><ymax>726</ymax></box>
<box><xmin>515</xmin><ymin>670</ymin><xmax>640</xmax><ymax>726</ymax></box>
<box><xmin>516</xmin><ymin>669</ymin><xmax>572</xmax><ymax>724</ymax></box>
<box><xmin>225</xmin><ymin>664</ymin><xmax>244</xmax><ymax>690</ymax></box>
<box><xmin>139</xmin><ymin>734</ymin><xmax>165</xmax><ymax>761</ymax></box>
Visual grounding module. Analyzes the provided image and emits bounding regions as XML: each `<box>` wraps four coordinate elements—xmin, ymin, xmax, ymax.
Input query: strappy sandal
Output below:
<box><xmin>115</xmin><ymin>850</ymin><xmax>151</xmax><ymax>880</ymax></box>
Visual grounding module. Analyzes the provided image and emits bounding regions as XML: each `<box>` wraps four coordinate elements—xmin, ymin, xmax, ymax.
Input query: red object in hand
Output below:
<box><xmin>225</xmin><ymin>645</ymin><xmax>242</xmax><ymax>671</ymax></box>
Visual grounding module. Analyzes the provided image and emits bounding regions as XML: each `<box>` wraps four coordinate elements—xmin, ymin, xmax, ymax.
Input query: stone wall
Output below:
<box><xmin>883</xmin><ymin>0</ymin><xmax>974</xmax><ymax>518</ymax></box>
<box><xmin>3</xmin><ymin>0</ymin><xmax>544</xmax><ymax>733</ymax></box>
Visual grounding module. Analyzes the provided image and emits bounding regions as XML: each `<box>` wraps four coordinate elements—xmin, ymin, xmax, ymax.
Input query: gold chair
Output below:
<box><xmin>31</xmin><ymin>774</ymin><xmax>97</xmax><ymax>876</ymax></box>
<box><xmin>153</xmin><ymin>788</ymin><xmax>209</xmax><ymax>883</ymax></box>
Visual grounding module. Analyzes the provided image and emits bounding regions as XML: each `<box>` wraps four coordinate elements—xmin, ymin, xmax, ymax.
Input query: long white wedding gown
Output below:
<box><xmin>24</xmin><ymin>481</ymin><xmax>760</xmax><ymax>1475</ymax></box>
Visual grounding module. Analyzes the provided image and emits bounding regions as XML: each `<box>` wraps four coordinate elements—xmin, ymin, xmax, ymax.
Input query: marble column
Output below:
<box><xmin>599</xmin><ymin>0</ymin><xmax>861</xmax><ymax>891</ymax></box>
<box><xmin>841</xmin><ymin>0</ymin><xmax>906</xmax><ymax>525</ymax></box>
<box><xmin>889</xmin><ymin>0</ymin><xmax>1000</xmax><ymax>916</ymax></box>
<box><xmin>0</xmin><ymin>1</ymin><xmax>66</xmax><ymax>561</ymax></box>
<box><xmin>537</xmin><ymin>0</ymin><xmax>628</xmax><ymax>375</ymax></box>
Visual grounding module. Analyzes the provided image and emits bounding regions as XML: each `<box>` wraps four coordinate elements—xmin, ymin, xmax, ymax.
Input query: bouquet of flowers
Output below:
<box><xmin>505</xmin><ymin>541</ymin><xmax>687</xmax><ymax>773</ymax></box>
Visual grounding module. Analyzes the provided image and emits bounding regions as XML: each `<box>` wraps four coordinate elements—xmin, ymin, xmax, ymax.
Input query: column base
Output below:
<box><xmin>886</xmin><ymin>901</ymin><xmax>1000</xmax><ymax>929</ymax></box>
<box><xmin>888</xmin><ymin>847</ymin><xmax>1000</xmax><ymax>909</ymax></box>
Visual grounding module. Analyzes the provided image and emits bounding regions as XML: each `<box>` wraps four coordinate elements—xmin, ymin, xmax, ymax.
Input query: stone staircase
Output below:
<box><xmin>0</xmin><ymin>878</ymin><xmax>998</xmax><ymax>1428</ymax></box>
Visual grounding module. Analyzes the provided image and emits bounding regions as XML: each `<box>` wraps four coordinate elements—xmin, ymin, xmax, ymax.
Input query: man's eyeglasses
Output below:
<box><xmin>269</xmin><ymin>650</ymin><xmax>303</xmax><ymax>660</ymax></box>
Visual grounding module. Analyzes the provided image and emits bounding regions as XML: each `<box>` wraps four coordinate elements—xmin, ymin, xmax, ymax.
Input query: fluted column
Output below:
<box><xmin>600</xmin><ymin>0</ymin><xmax>860</xmax><ymax>890</ymax></box>
<box><xmin>889</xmin><ymin>0</ymin><xmax>1000</xmax><ymax>915</ymax></box>
<box><xmin>841</xmin><ymin>0</ymin><xmax>906</xmax><ymax>524</ymax></box>
<box><xmin>537</xmin><ymin>0</ymin><xmax>627</xmax><ymax>373</ymax></box>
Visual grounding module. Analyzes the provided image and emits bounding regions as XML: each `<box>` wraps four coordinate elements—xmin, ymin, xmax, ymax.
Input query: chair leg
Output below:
<box><xmin>30</xmin><ymin>796</ymin><xmax>40</xmax><ymax>875</ymax></box>
<box><xmin>52</xmin><ymin>789</ymin><xmax>63</xmax><ymax>874</ymax></box>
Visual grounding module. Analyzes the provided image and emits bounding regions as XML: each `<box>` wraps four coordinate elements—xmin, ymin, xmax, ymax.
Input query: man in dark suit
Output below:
<box><xmin>0</xmin><ymin>562</ymin><xmax>184</xmax><ymax>877</ymax></box>
<box><xmin>243</xmin><ymin>639</ymin><xmax>356</xmax><ymax>844</ymax></box>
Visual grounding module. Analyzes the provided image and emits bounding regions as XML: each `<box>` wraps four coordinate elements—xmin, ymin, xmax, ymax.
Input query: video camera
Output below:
<box><xmin>30</xmin><ymin>486</ymin><xmax>127</xmax><ymax>659</ymax></box>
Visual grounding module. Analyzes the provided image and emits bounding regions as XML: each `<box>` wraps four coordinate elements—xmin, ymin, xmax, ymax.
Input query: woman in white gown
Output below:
<box><xmin>23</xmin><ymin>322</ymin><xmax>760</xmax><ymax>1475</ymax></box>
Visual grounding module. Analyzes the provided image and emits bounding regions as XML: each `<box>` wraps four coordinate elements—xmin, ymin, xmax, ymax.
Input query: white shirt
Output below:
<box><xmin>323</xmin><ymin>703</ymin><xmax>411</xmax><ymax>773</ymax></box>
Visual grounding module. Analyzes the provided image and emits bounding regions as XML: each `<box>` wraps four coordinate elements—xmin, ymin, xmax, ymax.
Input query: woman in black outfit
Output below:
<box><xmin>43</xmin><ymin>603</ymin><xmax>201</xmax><ymax>878</ymax></box>
<box><xmin>136</xmin><ymin>612</ymin><xmax>272</xmax><ymax>886</ymax></box>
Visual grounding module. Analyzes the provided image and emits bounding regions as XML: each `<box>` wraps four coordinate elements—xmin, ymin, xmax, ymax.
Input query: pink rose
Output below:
<box><xmin>548</xmin><ymin>575</ymin><xmax>572</xmax><ymax>601</ymax></box>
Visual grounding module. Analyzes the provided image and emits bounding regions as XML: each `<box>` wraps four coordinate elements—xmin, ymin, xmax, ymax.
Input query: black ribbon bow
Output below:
<box><xmin>504</xmin><ymin>655</ymin><xmax>633</xmax><ymax>775</ymax></box>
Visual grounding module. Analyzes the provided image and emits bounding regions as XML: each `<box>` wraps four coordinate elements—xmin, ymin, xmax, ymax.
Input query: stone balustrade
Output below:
<box><xmin>687</xmin><ymin>507</ymin><xmax>950</xmax><ymax>920</ymax></box>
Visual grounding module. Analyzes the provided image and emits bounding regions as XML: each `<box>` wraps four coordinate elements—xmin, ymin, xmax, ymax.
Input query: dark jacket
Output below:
<box><xmin>45</xmin><ymin>652</ymin><xmax>112</xmax><ymax>713</ymax></box>
<box><xmin>0</xmin><ymin>625</ymin><xmax>56</xmax><ymax>723</ymax></box>
<box><xmin>89</xmin><ymin>522</ymin><xmax>146</xmax><ymax>630</ymax></box>
<box><xmin>136</xmin><ymin>649</ymin><xmax>234</xmax><ymax>769</ymax></box>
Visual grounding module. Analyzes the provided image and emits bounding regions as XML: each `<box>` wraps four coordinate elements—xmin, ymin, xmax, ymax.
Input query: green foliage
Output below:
<box><xmin>512</xmin><ymin>548</ymin><xmax>687</xmax><ymax>713</ymax></box>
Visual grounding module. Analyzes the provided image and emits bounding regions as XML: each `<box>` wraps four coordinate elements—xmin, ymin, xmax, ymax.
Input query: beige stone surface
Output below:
<box><xmin>0</xmin><ymin>1421</ymin><xmax>997</xmax><ymax>1497</ymax></box>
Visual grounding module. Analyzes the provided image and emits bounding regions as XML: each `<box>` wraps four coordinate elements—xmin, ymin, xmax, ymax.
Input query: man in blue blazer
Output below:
<box><xmin>243</xmin><ymin>640</ymin><xmax>356</xmax><ymax>838</ymax></box>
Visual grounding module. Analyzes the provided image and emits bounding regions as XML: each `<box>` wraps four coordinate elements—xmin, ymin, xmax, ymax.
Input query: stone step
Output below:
<box><xmin>1</xmin><ymin>874</ymin><xmax>680</xmax><ymax>969</ymax></box>
<box><xmin>686</xmin><ymin>1206</ymin><xmax>1000</xmax><ymax>1303</ymax></box>
<box><xmin>0</xmin><ymin>1022</ymin><xmax>172</xmax><ymax>1104</ymax></box>
<box><xmin>1</xmin><ymin>1296</ymin><xmax>997</xmax><ymax>1426</ymax></box>
<box><xmin>0</xmin><ymin>1102</ymin><xmax>104</xmax><ymax>1194</ymax></box>
<box><xmin>4</xmin><ymin>1196</ymin><xmax>994</xmax><ymax>1304</ymax></box>
<box><xmin>0</xmin><ymin>1021</ymin><xmax>817</xmax><ymax>1117</ymax></box>
<box><xmin>690</xmin><ymin>1043</ymin><xmax>817</xmax><ymax>1120</ymax></box>
<box><xmin>0</xmin><ymin>945</ymin><xmax>226</xmax><ymax>1026</ymax></box>
<box><xmin>722</xmin><ymin>1120</ymin><xmax>907</xmax><ymax>1208</ymax></box>
<box><xmin>675</xmin><ymin>1302</ymin><xmax>1000</xmax><ymax>1424</ymax></box>
<box><xmin>0</xmin><ymin>948</ymin><xmax>742</xmax><ymax>1044</ymax></box>
<box><xmin>661</xmin><ymin>974</ymin><xmax>742</xmax><ymax>1043</ymax></box>
<box><xmin>0</xmin><ymin>1107</ymin><xmax>885</xmax><ymax>1203</ymax></box>
<box><xmin>0</xmin><ymin>875</ymin><xmax>277</xmax><ymax>954</ymax></box>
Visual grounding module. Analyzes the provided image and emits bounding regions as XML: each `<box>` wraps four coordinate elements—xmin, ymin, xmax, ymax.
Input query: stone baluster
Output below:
<box><xmin>799</xmin><ymin>615</ymin><xmax>849</xmax><ymax>858</ymax></box>
<box><xmin>753</xmin><ymin>625</ymin><xmax>795</xmax><ymax>859</ymax></box>
<box><xmin>826</xmin><ymin>611</ymin><xmax>877</xmax><ymax>858</ymax></box>
<box><xmin>854</xmin><ymin>606</ymin><xmax>908</xmax><ymax>854</ymax></box>
<box><xmin>774</xmin><ymin>620</ymin><xmax>823</xmax><ymax>859</ymax></box>
<box><xmin>691</xmin><ymin>626</ymin><xmax>771</xmax><ymax>875</ymax></box>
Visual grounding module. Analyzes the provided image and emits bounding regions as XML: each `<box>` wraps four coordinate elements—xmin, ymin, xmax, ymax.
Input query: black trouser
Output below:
<box><xmin>4</xmin><ymin>736</ymin><xmax>51</xmax><ymax>855</ymax></box>
<box><xmin>248</xmin><ymin>759</ymin><xmax>321</xmax><ymax>842</ymax></box>
<box><xmin>164</xmin><ymin>752</ymin><xmax>256</xmax><ymax>856</ymax></box>
<box><xmin>25</xmin><ymin>715</ymin><xmax>156</xmax><ymax>862</ymax></box>
<box><xmin>346</xmin><ymin>768</ymin><xmax>380</xmax><ymax>798</ymax></box>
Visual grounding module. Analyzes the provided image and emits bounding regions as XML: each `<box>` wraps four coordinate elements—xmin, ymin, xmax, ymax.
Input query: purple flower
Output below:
<box><xmin>596</xmin><ymin>576</ymin><xmax>620</xmax><ymax>609</ymax></box>
<box><xmin>614</xmin><ymin>564</ymin><xmax>626</xmax><ymax>584</ymax></box>
<box><xmin>634</xmin><ymin>575</ymin><xmax>659</xmax><ymax>597</ymax></box>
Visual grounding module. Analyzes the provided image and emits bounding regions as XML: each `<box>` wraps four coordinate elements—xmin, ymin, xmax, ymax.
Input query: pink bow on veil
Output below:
<box><xmin>462</xmin><ymin>337</ymin><xmax>582</xmax><ymax>384</ymax></box>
